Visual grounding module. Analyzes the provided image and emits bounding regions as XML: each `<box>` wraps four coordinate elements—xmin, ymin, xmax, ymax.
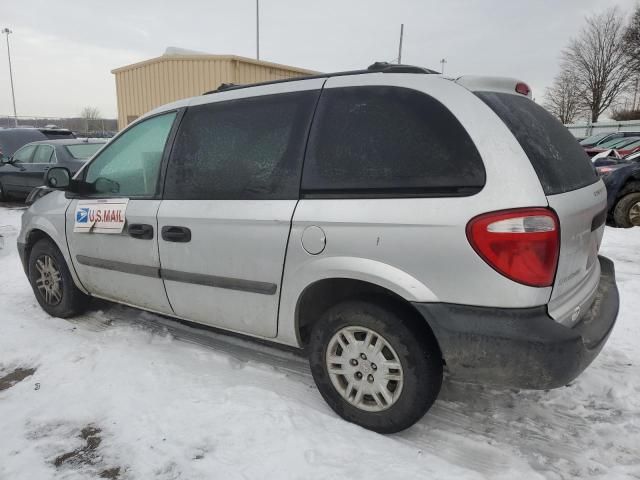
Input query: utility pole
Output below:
<box><xmin>440</xmin><ymin>58</ymin><xmax>447</xmax><ymax>74</ymax></box>
<box><xmin>2</xmin><ymin>28</ymin><xmax>18</xmax><ymax>127</ymax></box>
<box><xmin>633</xmin><ymin>76</ymin><xmax>638</xmax><ymax>111</ymax></box>
<box><xmin>256</xmin><ymin>0</ymin><xmax>260</xmax><ymax>60</ymax></box>
<box><xmin>397</xmin><ymin>24</ymin><xmax>404</xmax><ymax>64</ymax></box>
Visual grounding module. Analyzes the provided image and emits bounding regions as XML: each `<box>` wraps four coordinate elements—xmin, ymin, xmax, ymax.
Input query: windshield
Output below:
<box><xmin>597</xmin><ymin>137</ymin><xmax>640</xmax><ymax>149</ymax></box>
<box><xmin>621</xmin><ymin>139</ymin><xmax>640</xmax><ymax>149</ymax></box>
<box><xmin>65</xmin><ymin>143</ymin><xmax>104</xmax><ymax>159</ymax></box>
<box><xmin>579</xmin><ymin>133</ymin><xmax>610</xmax><ymax>146</ymax></box>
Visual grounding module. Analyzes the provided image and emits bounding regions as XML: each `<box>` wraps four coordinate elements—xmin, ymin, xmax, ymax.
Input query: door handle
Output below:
<box><xmin>128</xmin><ymin>223</ymin><xmax>154</xmax><ymax>240</ymax></box>
<box><xmin>161</xmin><ymin>226</ymin><xmax>191</xmax><ymax>243</ymax></box>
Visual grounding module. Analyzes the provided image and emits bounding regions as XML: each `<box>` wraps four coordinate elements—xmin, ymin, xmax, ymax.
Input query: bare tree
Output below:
<box><xmin>80</xmin><ymin>106</ymin><xmax>101</xmax><ymax>133</ymax></box>
<box><xmin>623</xmin><ymin>6</ymin><xmax>640</xmax><ymax>74</ymax></box>
<box><xmin>544</xmin><ymin>69</ymin><xmax>584</xmax><ymax>124</ymax></box>
<box><xmin>562</xmin><ymin>8</ymin><xmax>632</xmax><ymax>122</ymax></box>
<box><xmin>622</xmin><ymin>6</ymin><xmax>640</xmax><ymax>110</ymax></box>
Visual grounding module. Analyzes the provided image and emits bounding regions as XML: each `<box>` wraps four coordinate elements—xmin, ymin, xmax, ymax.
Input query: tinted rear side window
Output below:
<box><xmin>476</xmin><ymin>92</ymin><xmax>597</xmax><ymax>195</ymax></box>
<box><xmin>165</xmin><ymin>90</ymin><xmax>320</xmax><ymax>200</ymax></box>
<box><xmin>302</xmin><ymin>86</ymin><xmax>485</xmax><ymax>196</ymax></box>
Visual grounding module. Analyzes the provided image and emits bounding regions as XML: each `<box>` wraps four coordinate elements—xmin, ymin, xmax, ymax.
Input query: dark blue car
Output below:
<box><xmin>596</xmin><ymin>153</ymin><xmax>640</xmax><ymax>227</ymax></box>
<box><xmin>0</xmin><ymin>139</ymin><xmax>105</xmax><ymax>201</ymax></box>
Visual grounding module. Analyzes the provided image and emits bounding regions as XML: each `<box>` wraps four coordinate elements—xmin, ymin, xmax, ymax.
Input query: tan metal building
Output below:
<box><xmin>111</xmin><ymin>52</ymin><xmax>318</xmax><ymax>130</ymax></box>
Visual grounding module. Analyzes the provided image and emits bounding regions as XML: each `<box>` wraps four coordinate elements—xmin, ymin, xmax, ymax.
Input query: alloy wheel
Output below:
<box><xmin>35</xmin><ymin>254</ymin><xmax>63</xmax><ymax>305</ymax></box>
<box><xmin>629</xmin><ymin>201</ymin><xmax>640</xmax><ymax>226</ymax></box>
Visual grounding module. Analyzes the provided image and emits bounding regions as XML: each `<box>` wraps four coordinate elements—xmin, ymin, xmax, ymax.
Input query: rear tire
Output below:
<box><xmin>308</xmin><ymin>299</ymin><xmax>443</xmax><ymax>433</ymax></box>
<box><xmin>613</xmin><ymin>192</ymin><xmax>640</xmax><ymax>228</ymax></box>
<box><xmin>0</xmin><ymin>181</ymin><xmax>8</xmax><ymax>202</ymax></box>
<box><xmin>27</xmin><ymin>238</ymin><xmax>89</xmax><ymax>318</ymax></box>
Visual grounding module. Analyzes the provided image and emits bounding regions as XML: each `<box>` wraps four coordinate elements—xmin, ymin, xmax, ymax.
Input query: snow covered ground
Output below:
<box><xmin>0</xmin><ymin>204</ymin><xmax>639</xmax><ymax>480</ymax></box>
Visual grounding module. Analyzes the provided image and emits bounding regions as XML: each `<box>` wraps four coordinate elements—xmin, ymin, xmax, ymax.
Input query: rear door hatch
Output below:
<box><xmin>474</xmin><ymin>89</ymin><xmax>605</xmax><ymax>327</ymax></box>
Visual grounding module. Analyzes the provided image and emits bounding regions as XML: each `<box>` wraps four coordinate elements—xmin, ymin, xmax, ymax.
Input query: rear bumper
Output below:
<box><xmin>413</xmin><ymin>256</ymin><xmax>619</xmax><ymax>389</ymax></box>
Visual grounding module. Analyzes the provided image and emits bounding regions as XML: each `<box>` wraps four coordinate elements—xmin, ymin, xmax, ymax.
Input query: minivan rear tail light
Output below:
<box><xmin>466</xmin><ymin>208</ymin><xmax>560</xmax><ymax>287</ymax></box>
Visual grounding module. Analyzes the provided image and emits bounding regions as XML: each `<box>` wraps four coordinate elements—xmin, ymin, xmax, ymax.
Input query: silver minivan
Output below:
<box><xmin>18</xmin><ymin>63</ymin><xmax>619</xmax><ymax>433</ymax></box>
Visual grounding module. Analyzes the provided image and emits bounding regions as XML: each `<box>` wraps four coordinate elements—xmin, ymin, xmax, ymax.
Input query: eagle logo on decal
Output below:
<box><xmin>76</xmin><ymin>208</ymin><xmax>90</xmax><ymax>223</ymax></box>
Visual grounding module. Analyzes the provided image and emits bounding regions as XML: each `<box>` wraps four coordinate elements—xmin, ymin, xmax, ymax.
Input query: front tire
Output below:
<box><xmin>308</xmin><ymin>299</ymin><xmax>443</xmax><ymax>433</ymax></box>
<box><xmin>613</xmin><ymin>192</ymin><xmax>640</xmax><ymax>228</ymax></box>
<box><xmin>28</xmin><ymin>238</ymin><xmax>89</xmax><ymax>318</ymax></box>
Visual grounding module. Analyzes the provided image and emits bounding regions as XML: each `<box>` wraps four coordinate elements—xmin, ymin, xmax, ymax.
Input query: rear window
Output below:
<box><xmin>476</xmin><ymin>92</ymin><xmax>597</xmax><ymax>195</ymax></box>
<box><xmin>65</xmin><ymin>143</ymin><xmax>103</xmax><ymax>159</ymax></box>
<box><xmin>41</xmin><ymin>129</ymin><xmax>75</xmax><ymax>140</ymax></box>
<box><xmin>302</xmin><ymin>86</ymin><xmax>485</xmax><ymax>196</ymax></box>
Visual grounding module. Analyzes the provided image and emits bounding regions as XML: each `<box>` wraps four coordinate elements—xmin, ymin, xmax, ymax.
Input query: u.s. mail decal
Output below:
<box><xmin>73</xmin><ymin>199</ymin><xmax>129</xmax><ymax>234</ymax></box>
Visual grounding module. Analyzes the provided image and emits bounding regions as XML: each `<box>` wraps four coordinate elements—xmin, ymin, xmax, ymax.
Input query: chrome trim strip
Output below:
<box><xmin>75</xmin><ymin>255</ymin><xmax>277</xmax><ymax>295</ymax></box>
<box><xmin>162</xmin><ymin>269</ymin><xmax>277</xmax><ymax>295</ymax></box>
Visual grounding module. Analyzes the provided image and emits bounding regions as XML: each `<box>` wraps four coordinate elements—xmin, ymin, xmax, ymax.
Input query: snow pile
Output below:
<box><xmin>0</xmin><ymin>205</ymin><xmax>639</xmax><ymax>479</ymax></box>
<box><xmin>163</xmin><ymin>47</ymin><xmax>211</xmax><ymax>57</ymax></box>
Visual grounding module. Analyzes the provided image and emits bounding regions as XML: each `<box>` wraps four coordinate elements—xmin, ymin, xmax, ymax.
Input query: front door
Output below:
<box><xmin>157</xmin><ymin>83</ymin><xmax>323</xmax><ymax>337</ymax></box>
<box><xmin>1</xmin><ymin>144</ymin><xmax>38</xmax><ymax>196</ymax></box>
<box><xmin>66</xmin><ymin>111</ymin><xmax>178</xmax><ymax>313</ymax></box>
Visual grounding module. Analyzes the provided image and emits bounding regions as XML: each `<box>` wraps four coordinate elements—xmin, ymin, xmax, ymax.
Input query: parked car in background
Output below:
<box><xmin>598</xmin><ymin>160</ymin><xmax>640</xmax><ymax>227</ymax></box>
<box><xmin>18</xmin><ymin>64</ymin><xmax>618</xmax><ymax>433</ymax></box>
<box><xmin>584</xmin><ymin>136</ymin><xmax>640</xmax><ymax>157</ymax></box>
<box><xmin>0</xmin><ymin>127</ymin><xmax>76</xmax><ymax>160</ymax></box>
<box><xmin>594</xmin><ymin>150</ymin><xmax>640</xmax><ymax>168</ymax></box>
<box><xmin>580</xmin><ymin>131</ymin><xmax>640</xmax><ymax>148</ymax></box>
<box><xmin>0</xmin><ymin>139</ymin><xmax>104</xmax><ymax>201</ymax></box>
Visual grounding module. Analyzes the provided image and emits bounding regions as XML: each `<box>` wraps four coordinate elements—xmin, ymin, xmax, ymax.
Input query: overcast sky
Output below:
<box><xmin>0</xmin><ymin>0</ymin><xmax>637</xmax><ymax>120</ymax></box>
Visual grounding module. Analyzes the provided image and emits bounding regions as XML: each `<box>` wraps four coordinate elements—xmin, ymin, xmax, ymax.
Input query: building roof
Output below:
<box><xmin>111</xmin><ymin>52</ymin><xmax>319</xmax><ymax>76</ymax></box>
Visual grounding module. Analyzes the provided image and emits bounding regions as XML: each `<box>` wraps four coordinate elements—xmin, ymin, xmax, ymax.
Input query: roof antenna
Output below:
<box><xmin>440</xmin><ymin>58</ymin><xmax>447</xmax><ymax>74</ymax></box>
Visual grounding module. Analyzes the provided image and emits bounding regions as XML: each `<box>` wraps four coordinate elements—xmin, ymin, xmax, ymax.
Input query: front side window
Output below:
<box><xmin>302</xmin><ymin>86</ymin><xmax>485</xmax><ymax>195</ymax></box>
<box><xmin>164</xmin><ymin>90</ymin><xmax>319</xmax><ymax>200</ymax></box>
<box><xmin>33</xmin><ymin>145</ymin><xmax>54</xmax><ymax>164</ymax></box>
<box><xmin>85</xmin><ymin>112</ymin><xmax>176</xmax><ymax>196</ymax></box>
<box><xmin>13</xmin><ymin>145</ymin><xmax>37</xmax><ymax>163</ymax></box>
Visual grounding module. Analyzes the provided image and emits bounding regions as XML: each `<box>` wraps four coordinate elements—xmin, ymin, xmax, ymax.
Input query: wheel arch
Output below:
<box><xmin>23</xmin><ymin>226</ymin><xmax>88</xmax><ymax>294</ymax></box>
<box><xmin>278</xmin><ymin>256</ymin><xmax>440</xmax><ymax>346</ymax></box>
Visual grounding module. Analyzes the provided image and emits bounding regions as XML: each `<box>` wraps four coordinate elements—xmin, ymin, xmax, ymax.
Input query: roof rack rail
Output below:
<box><xmin>202</xmin><ymin>61</ymin><xmax>438</xmax><ymax>95</ymax></box>
<box><xmin>367</xmin><ymin>62</ymin><xmax>439</xmax><ymax>74</ymax></box>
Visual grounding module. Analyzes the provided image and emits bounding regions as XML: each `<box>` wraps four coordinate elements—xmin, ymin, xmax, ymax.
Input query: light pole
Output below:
<box><xmin>2</xmin><ymin>28</ymin><xmax>17</xmax><ymax>127</ymax></box>
<box><xmin>397</xmin><ymin>24</ymin><xmax>404</xmax><ymax>64</ymax></box>
<box><xmin>256</xmin><ymin>0</ymin><xmax>260</xmax><ymax>60</ymax></box>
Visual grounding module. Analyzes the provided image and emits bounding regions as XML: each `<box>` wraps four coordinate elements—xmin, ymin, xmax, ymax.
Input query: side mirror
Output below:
<box><xmin>46</xmin><ymin>167</ymin><xmax>71</xmax><ymax>189</ymax></box>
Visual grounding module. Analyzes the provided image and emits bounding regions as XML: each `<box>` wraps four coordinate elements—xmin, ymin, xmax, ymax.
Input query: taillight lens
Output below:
<box><xmin>515</xmin><ymin>82</ymin><xmax>531</xmax><ymax>96</ymax></box>
<box><xmin>466</xmin><ymin>208</ymin><xmax>560</xmax><ymax>287</ymax></box>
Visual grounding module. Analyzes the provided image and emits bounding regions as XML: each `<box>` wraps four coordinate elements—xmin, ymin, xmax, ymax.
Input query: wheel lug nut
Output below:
<box><xmin>367</xmin><ymin>374</ymin><xmax>374</xmax><ymax>383</ymax></box>
<box><xmin>350</xmin><ymin>359</ymin><xmax>358</xmax><ymax>366</ymax></box>
<box><xmin>360</xmin><ymin>353</ymin><xmax>367</xmax><ymax>360</ymax></box>
<box><xmin>355</xmin><ymin>372</ymin><xmax>363</xmax><ymax>380</ymax></box>
<box><xmin>371</xmin><ymin>363</ymin><xmax>377</xmax><ymax>370</ymax></box>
